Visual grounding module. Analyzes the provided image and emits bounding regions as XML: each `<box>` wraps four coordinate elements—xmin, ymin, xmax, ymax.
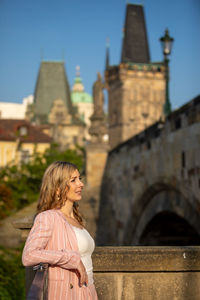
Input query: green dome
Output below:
<box><xmin>71</xmin><ymin>66</ymin><xmax>93</xmax><ymax>104</ymax></box>
<box><xmin>71</xmin><ymin>91</ymin><xmax>93</xmax><ymax>104</ymax></box>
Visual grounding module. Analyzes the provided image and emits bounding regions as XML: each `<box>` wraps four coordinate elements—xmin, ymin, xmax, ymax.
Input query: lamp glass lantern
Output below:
<box><xmin>160</xmin><ymin>29</ymin><xmax>174</xmax><ymax>57</ymax></box>
<box><xmin>159</xmin><ymin>28</ymin><xmax>174</xmax><ymax>117</ymax></box>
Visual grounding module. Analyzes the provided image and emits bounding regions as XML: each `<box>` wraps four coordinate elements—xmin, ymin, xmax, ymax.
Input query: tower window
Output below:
<box><xmin>147</xmin><ymin>141</ymin><xmax>151</xmax><ymax>149</ymax></box>
<box><xmin>175</xmin><ymin>118</ymin><xmax>181</xmax><ymax>129</ymax></box>
<box><xmin>182</xmin><ymin>152</ymin><xmax>185</xmax><ymax>168</ymax></box>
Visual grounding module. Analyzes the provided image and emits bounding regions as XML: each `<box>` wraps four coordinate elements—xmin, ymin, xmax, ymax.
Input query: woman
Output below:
<box><xmin>22</xmin><ymin>161</ymin><xmax>98</xmax><ymax>300</ymax></box>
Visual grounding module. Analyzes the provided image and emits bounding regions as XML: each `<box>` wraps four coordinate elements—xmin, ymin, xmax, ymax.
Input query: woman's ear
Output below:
<box><xmin>56</xmin><ymin>187</ymin><xmax>60</xmax><ymax>195</ymax></box>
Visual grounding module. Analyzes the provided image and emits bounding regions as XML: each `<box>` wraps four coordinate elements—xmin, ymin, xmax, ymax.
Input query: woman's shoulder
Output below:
<box><xmin>34</xmin><ymin>209</ymin><xmax>59</xmax><ymax>222</ymax></box>
<box><xmin>34</xmin><ymin>209</ymin><xmax>68</xmax><ymax>226</ymax></box>
<box><xmin>36</xmin><ymin>209</ymin><xmax>54</xmax><ymax>217</ymax></box>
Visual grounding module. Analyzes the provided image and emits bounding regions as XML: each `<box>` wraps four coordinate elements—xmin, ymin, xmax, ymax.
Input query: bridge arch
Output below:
<box><xmin>124</xmin><ymin>182</ymin><xmax>200</xmax><ymax>246</ymax></box>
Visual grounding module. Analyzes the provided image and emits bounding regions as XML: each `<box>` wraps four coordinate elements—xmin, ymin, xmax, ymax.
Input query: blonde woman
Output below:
<box><xmin>22</xmin><ymin>161</ymin><xmax>98</xmax><ymax>300</ymax></box>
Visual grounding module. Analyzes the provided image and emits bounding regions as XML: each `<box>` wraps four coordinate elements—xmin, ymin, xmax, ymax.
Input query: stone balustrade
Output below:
<box><xmin>14</xmin><ymin>217</ymin><xmax>200</xmax><ymax>300</ymax></box>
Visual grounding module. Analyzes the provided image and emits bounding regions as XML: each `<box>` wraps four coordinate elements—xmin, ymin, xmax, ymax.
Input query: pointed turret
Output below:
<box><xmin>121</xmin><ymin>4</ymin><xmax>150</xmax><ymax>63</ymax></box>
<box><xmin>105</xmin><ymin>38</ymin><xmax>110</xmax><ymax>71</ymax></box>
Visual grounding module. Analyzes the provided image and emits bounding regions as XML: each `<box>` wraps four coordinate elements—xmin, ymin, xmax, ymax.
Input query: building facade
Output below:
<box><xmin>0</xmin><ymin>95</ymin><xmax>33</xmax><ymax>120</ymax></box>
<box><xmin>0</xmin><ymin>119</ymin><xmax>51</xmax><ymax>167</ymax></box>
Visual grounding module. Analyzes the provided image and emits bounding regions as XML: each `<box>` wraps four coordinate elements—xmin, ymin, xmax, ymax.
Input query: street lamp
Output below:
<box><xmin>160</xmin><ymin>29</ymin><xmax>174</xmax><ymax>117</ymax></box>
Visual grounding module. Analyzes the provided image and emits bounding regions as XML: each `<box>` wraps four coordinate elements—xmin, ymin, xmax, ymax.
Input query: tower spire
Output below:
<box><xmin>72</xmin><ymin>65</ymin><xmax>84</xmax><ymax>92</ymax></box>
<box><xmin>105</xmin><ymin>37</ymin><xmax>110</xmax><ymax>71</ymax></box>
<box><xmin>76</xmin><ymin>65</ymin><xmax>81</xmax><ymax>77</ymax></box>
<box><xmin>121</xmin><ymin>4</ymin><xmax>150</xmax><ymax>63</ymax></box>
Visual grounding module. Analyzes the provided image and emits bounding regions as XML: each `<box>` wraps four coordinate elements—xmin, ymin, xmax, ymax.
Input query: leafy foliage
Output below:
<box><xmin>0</xmin><ymin>246</ymin><xmax>25</xmax><ymax>300</ymax></box>
<box><xmin>0</xmin><ymin>184</ymin><xmax>14</xmax><ymax>219</ymax></box>
<box><xmin>0</xmin><ymin>144</ymin><xmax>85</xmax><ymax>217</ymax></box>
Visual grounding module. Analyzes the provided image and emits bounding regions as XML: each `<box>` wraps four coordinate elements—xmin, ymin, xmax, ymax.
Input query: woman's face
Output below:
<box><xmin>66</xmin><ymin>169</ymin><xmax>84</xmax><ymax>202</ymax></box>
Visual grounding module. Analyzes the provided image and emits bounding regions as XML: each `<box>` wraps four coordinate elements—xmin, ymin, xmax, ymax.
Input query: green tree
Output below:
<box><xmin>0</xmin><ymin>247</ymin><xmax>25</xmax><ymax>300</ymax></box>
<box><xmin>0</xmin><ymin>144</ymin><xmax>85</xmax><ymax>217</ymax></box>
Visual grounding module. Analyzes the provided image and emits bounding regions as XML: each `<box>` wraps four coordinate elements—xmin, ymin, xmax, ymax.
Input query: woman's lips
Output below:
<box><xmin>76</xmin><ymin>191</ymin><xmax>82</xmax><ymax>195</ymax></box>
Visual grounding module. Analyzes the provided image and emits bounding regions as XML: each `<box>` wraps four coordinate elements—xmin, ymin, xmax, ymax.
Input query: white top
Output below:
<box><xmin>72</xmin><ymin>226</ymin><xmax>95</xmax><ymax>285</ymax></box>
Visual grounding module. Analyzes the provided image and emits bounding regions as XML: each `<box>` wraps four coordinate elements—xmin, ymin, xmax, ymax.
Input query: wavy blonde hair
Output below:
<box><xmin>37</xmin><ymin>161</ymin><xmax>84</xmax><ymax>226</ymax></box>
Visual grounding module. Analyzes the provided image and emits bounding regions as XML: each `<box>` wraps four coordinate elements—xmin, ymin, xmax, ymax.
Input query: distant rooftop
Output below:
<box><xmin>0</xmin><ymin>119</ymin><xmax>51</xmax><ymax>143</ymax></box>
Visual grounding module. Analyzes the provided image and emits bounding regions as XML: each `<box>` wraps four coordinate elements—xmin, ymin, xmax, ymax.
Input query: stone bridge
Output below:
<box><xmin>97</xmin><ymin>95</ymin><xmax>200</xmax><ymax>246</ymax></box>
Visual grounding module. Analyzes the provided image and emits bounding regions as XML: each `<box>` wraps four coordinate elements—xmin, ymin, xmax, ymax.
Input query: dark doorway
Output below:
<box><xmin>139</xmin><ymin>211</ymin><xmax>200</xmax><ymax>246</ymax></box>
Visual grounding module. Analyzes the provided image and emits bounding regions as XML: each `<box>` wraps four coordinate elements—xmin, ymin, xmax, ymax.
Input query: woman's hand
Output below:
<box><xmin>77</xmin><ymin>260</ymin><xmax>88</xmax><ymax>287</ymax></box>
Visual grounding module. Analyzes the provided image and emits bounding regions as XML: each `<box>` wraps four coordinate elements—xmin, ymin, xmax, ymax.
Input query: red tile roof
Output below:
<box><xmin>0</xmin><ymin>119</ymin><xmax>52</xmax><ymax>143</ymax></box>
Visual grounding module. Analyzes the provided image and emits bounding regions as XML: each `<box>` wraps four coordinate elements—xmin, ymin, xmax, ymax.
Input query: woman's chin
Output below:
<box><xmin>74</xmin><ymin>196</ymin><xmax>82</xmax><ymax>202</ymax></box>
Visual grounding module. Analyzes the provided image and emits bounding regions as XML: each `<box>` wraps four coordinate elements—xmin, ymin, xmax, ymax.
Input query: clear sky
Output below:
<box><xmin>0</xmin><ymin>0</ymin><xmax>200</xmax><ymax>109</ymax></box>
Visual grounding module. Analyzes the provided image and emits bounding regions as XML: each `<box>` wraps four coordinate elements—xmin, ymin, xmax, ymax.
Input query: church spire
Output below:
<box><xmin>76</xmin><ymin>65</ymin><xmax>80</xmax><ymax>77</ymax></box>
<box><xmin>105</xmin><ymin>37</ymin><xmax>110</xmax><ymax>71</ymax></box>
<box><xmin>72</xmin><ymin>65</ymin><xmax>84</xmax><ymax>92</ymax></box>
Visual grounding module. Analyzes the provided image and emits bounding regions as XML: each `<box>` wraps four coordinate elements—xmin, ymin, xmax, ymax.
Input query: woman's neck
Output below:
<box><xmin>60</xmin><ymin>200</ymin><xmax>74</xmax><ymax>218</ymax></box>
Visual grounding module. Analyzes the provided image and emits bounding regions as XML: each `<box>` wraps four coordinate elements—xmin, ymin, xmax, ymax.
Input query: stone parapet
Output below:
<box><xmin>93</xmin><ymin>246</ymin><xmax>200</xmax><ymax>300</ymax></box>
<box><xmin>13</xmin><ymin>219</ymin><xmax>200</xmax><ymax>299</ymax></box>
<box><xmin>110</xmin><ymin>94</ymin><xmax>200</xmax><ymax>154</ymax></box>
<box><xmin>93</xmin><ymin>246</ymin><xmax>200</xmax><ymax>272</ymax></box>
<box><xmin>12</xmin><ymin>215</ymin><xmax>34</xmax><ymax>242</ymax></box>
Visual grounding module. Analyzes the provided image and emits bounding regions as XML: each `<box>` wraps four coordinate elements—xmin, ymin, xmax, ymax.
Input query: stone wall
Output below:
<box><xmin>97</xmin><ymin>95</ymin><xmax>200</xmax><ymax>246</ymax></box>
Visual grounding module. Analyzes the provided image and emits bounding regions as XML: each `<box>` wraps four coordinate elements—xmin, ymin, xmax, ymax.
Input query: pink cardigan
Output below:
<box><xmin>22</xmin><ymin>209</ymin><xmax>98</xmax><ymax>300</ymax></box>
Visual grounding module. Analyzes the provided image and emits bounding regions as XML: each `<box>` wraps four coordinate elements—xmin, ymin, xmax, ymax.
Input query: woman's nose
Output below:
<box><xmin>78</xmin><ymin>178</ymin><xmax>84</xmax><ymax>187</ymax></box>
<box><xmin>80</xmin><ymin>180</ymin><xmax>84</xmax><ymax>187</ymax></box>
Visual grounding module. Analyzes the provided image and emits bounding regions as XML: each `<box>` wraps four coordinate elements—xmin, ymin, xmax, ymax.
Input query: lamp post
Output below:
<box><xmin>160</xmin><ymin>29</ymin><xmax>174</xmax><ymax>117</ymax></box>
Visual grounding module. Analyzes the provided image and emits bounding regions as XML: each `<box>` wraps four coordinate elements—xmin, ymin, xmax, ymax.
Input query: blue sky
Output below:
<box><xmin>0</xmin><ymin>0</ymin><xmax>200</xmax><ymax>109</ymax></box>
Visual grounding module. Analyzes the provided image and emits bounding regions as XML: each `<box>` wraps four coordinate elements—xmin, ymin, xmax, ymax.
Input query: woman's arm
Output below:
<box><xmin>22</xmin><ymin>211</ymin><xmax>81</xmax><ymax>269</ymax></box>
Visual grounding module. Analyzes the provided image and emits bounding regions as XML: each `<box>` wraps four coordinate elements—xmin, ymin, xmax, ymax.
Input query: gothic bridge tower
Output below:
<box><xmin>32</xmin><ymin>61</ymin><xmax>85</xmax><ymax>150</ymax></box>
<box><xmin>105</xmin><ymin>4</ymin><xmax>166</xmax><ymax>149</ymax></box>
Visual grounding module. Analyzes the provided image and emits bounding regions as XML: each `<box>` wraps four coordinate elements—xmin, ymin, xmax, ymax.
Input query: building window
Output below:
<box><xmin>20</xmin><ymin>150</ymin><xmax>30</xmax><ymax>164</ymax></box>
<box><xmin>73</xmin><ymin>136</ymin><xmax>78</xmax><ymax>144</ymax></box>
<box><xmin>19</xmin><ymin>126</ymin><xmax>28</xmax><ymax>136</ymax></box>
<box><xmin>55</xmin><ymin>112</ymin><xmax>65</xmax><ymax>121</ymax></box>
